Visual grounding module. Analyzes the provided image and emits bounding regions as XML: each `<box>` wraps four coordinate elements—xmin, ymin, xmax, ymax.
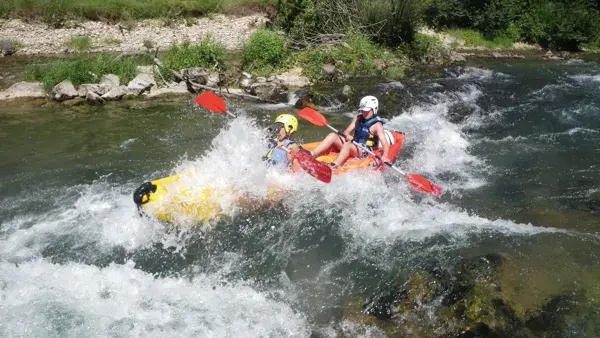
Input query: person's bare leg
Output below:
<box><xmin>333</xmin><ymin>142</ymin><xmax>360</xmax><ymax>167</ymax></box>
<box><xmin>310</xmin><ymin>133</ymin><xmax>344</xmax><ymax>157</ymax></box>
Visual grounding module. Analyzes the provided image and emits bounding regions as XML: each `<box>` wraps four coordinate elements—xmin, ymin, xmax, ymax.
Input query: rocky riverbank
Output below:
<box><xmin>0</xmin><ymin>15</ymin><xmax>267</xmax><ymax>55</ymax></box>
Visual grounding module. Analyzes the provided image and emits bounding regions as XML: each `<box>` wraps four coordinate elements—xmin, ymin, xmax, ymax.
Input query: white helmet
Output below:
<box><xmin>358</xmin><ymin>95</ymin><xmax>379</xmax><ymax>115</ymax></box>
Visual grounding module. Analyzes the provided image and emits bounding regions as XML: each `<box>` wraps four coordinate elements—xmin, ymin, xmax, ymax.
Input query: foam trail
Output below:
<box><xmin>0</xmin><ymin>259</ymin><xmax>310</xmax><ymax>337</ymax></box>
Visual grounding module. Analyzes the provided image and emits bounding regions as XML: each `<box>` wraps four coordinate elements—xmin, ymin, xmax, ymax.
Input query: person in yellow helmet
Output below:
<box><xmin>263</xmin><ymin>113</ymin><xmax>302</xmax><ymax>166</ymax></box>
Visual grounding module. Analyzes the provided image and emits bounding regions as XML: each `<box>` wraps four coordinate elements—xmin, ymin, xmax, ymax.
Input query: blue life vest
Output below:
<box><xmin>264</xmin><ymin>139</ymin><xmax>295</xmax><ymax>166</ymax></box>
<box><xmin>354</xmin><ymin>115</ymin><xmax>384</xmax><ymax>147</ymax></box>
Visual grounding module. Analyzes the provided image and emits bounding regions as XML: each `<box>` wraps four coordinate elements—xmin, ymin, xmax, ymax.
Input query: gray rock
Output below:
<box><xmin>322</xmin><ymin>64</ymin><xmax>344</xmax><ymax>81</ymax></box>
<box><xmin>127</xmin><ymin>73</ymin><xmax>156</xmax><ymax>94</ymax></box>
<box><xmin>0</xmin><ymin>42</ymin><xmax>15</xmax><ymax>57</ymax></box>
<box><xmin>99</xmin><ymin>74</ymin><xmax>120</xmax><ymax>88</ymax></box>
<box><xmin>101</xmin><ymin>85</ymin><xmax>128</xmax><ymax>100</ymax></box>
<box><xmin>276</xmin><ymin>67</ymin><xmax>310</xmax><ymax>88</ymax></box>
<box><xmin>51</xmin><ymin>80</ymin><xmax>78</xmax><ymax>101</ymax></box>
<box><xmin>239</xmin><ymin>72</ymin><xmax>253</xmax><ymax>89</ymax></box>
<box><xmin>255</xmin><ymin>76</ymin><xmax>267</xmax><ymax>84</ymax></box>
<box><xmin>77</xmin><ymin>83</ymin><xmax>109</xmax><ymax>97</ymax></box>
<box><xmin>145</xmin><ymin>82</ymin><xmax>190</xmax><ymax>98</ymax></box>
<box><xmin>0</xmin><ymin>82</ymin><xmax>46</xmax><ymax>100</ymax></box>
<box><xmin>442</xmin><ymin>50</ymin><xmax>466</xmax><ymax>63</ymax></box>
<box><xmin>182</xmin><ymin>67</ymin><xmax>208</xmax><ymax>85</ymax></box>
<box><xmin>341</xmin><ymin>85</ymin><xmax>353</xmax><ymax>99</ymax></box>
<box><xmin>205</xmin><ymin>72</ymin><xmax>220</xmax><ymax>88</ymax></box>
<box><xmin>249</xmin><ymin>81</ymin><xmax>288</xmax><ymax>102</ymax></box>
<box><xmin>86</xmin><ymin>91</ymin><xmax>105</xmax><ymax>104</ymax></box>
<box><xmin>136</xmin><ymin>65</ymin><xmax>155</xmax><ymax>75</ymax></box>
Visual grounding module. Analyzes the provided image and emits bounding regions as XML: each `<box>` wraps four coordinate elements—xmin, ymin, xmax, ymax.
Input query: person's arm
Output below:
<box><xmin>342</xmin><ymin>116</ymin><xmax>357</xmax><ymax>142</ymax></box>
<box><xmin>374</xmin><ymin>124</ymin><xmax>391</xmax><ymax>163</ymax></box>
<box><xmin>286</xmin><ymin>143</ymin><xmax>300</xmax><ymax>162</ymax></box>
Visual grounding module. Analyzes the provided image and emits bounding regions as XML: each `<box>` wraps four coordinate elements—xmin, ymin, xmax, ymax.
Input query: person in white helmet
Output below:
<box><xmin>310</xmin><ymin>95</ymin><xmax>391</xmax><ymax>168</ymax></box>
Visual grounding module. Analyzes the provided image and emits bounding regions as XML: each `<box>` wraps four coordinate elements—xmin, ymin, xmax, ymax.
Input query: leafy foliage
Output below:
<box><xmin>242</xmin><ymin>29</ymin><xmax>287</xmax><ymax>73</ymax></box>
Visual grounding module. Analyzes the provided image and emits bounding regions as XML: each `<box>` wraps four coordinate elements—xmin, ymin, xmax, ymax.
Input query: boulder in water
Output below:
<box><xmin>51</xmin><ymin>80</ymin><xmax>78</xmax><ymax>101</ymax></box>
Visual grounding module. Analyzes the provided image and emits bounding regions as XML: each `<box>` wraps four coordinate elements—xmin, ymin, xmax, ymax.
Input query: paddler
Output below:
<box><xmin>310</xmin><ymin>95</ymin><xmax>391</xmax><ymax>168</ymax></box>
<box><xmin>263</xmin><ymin>114</ymin><xmax>303</xmax><ymax>166</ymax></box>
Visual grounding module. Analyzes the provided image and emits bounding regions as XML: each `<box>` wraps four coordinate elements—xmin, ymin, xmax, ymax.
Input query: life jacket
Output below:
<box><xmin>354</xmin><ymin>114</ymin><xmax>385</xmax><ymax>147</ymax></box>
<box><xmin>264</xmin><ymin>139</ymin><xmax>295</xmax><ymax>166</ymax></box>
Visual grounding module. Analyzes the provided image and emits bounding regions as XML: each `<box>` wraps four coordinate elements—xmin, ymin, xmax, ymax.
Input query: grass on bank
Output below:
<box><xmin>289</xmin><ymin>35</ymin><xmax>409</xmax><ymax>80</ymax></box>
<box><xmin>0</xmin><ymin>0</ymin><xmax>276</xmax><ymax>26</ymax></box>
<box><xmin>445</xmin><ymin>29</ymin><xmax>515</xmax><ymax>49</ymax></box>
<box><xmin>23</xmin><ymin>54</ymin><xmax>154</xmax><ymax>91</ymax></box>
<box><xmin>67</xmin><ymin>36</ymin><xmax>92</xmax><ymax>51</ymax></box>
<box><xmin>22</xmin><ymin>31</ymin><xmax>414</xmax><ymax>93</ymax></box>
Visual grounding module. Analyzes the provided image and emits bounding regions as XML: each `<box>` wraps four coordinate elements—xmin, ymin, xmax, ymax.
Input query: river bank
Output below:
<box><xmin>1</xmin><ymin>14</ymin><xmax>598</xmax><ymax>108</ymax></box>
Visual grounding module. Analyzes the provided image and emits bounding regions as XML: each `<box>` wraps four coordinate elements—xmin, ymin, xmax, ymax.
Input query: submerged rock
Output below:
<box><xmin>342</xmin><ymin>253</ymin><xmax>598</xmax><ymax>337</ymax></box>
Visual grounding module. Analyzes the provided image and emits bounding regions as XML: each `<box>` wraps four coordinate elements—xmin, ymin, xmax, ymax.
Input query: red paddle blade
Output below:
<box><xmin>291</xmin><ymin>150</ymin><xmax>332</xmax><ymax>183</ymax></box>
<box><xmin>298</xmin><ymin>108</ymin><xmax>328</xmax><ymax>127</ymax></box>
<box><xmin>404</xmin><ymin>174</ymin><xmax>443</xmax><ymax>197</ymax></box>
<box><xmin>194</xmin><ymin>91</ymin><xmax>227</xmax><ymax>114</ymax></box>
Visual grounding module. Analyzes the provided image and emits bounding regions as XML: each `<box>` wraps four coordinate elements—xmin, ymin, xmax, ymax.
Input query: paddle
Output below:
<box><xmin>298</xmin><ymin>107</ymin><xmax>443</xmax><ymax>197</ymax></box>
<box><xmin>194</xmin><ymin>91</ymin><xmax>332</xmax><ymax>183</ymax></box>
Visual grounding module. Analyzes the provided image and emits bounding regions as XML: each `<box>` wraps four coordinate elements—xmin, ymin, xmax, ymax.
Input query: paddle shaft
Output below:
<box><xmin>323</xmin><ymin>124</ymin><xmax>409</xmax><ymax>176</ymax></box>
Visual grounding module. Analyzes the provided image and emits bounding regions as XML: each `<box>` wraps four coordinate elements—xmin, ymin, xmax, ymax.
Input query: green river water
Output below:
<box><xmin>1</xmin><ymin>57</ymin><xmax>599</xmax><ymax>337</ymax></box>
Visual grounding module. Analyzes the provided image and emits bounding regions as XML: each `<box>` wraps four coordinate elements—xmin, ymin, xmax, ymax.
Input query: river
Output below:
<box><xmin>1</xmin><ymin>58</ymin><xmax>599</xmax><ymax>337</ymax></box>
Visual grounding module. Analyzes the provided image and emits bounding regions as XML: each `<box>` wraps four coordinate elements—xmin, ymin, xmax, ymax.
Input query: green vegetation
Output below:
<box><xmin>289</xmin><ymin>35</ymin><xmax>409</xmax><ymax>80</ymax></box>
<box><xmin>242</xmin><ymin>29</ymin><xmax>287</xmax><ymax>75</ymax></box>
<box><xmin>446</xmin><ymin>29</ymin><xmax>515</xmax><ymax>49</ymax></box>
<box><xmin>67</xmin><ymin>36</ymin><xmax>92</xmax><ymax>51</ymax></box>
<box><xmin>162</xmin><ymin>36</ymin><xmax>227</xmax><ymax>74</ymax></box>
<box><xmin>276</xmin><ymin>0</ymin><xmax>428</xmax><ymax>47</ymax></box>
<box><xmin>0</xmin><ymin>0</ymin><xmax>275</xmax><ymax>26</ymax></box>
<box><xmin>23</xmin><ymin>54</ymin><xmax>153</xmax><ymax>91</ymax></box>
<box><xmin>424</xmin><ymin>0</ymin><xmax>600</xmax><ymax>50</ymax></box>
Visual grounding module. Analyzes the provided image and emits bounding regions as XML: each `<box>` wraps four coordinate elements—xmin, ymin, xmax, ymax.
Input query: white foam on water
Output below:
<box><xmin>0</xmin><ymin>180</ymin><xmax>169</xmax><ymax>263</ymax></box>
<box><xmin>119</xmin><ymin>138</ymin><xmax>137</xmax><ymax>150</ymax></box>
<box><xmin>287</xmin><ymin>168</ymin><xmax>562</xmax><ymax>247</ymax></box>
<box><xmin>0</xmin><ymin>259</ymin><xmax>310</xmax><ymax>338</ymax></box>
<box><xmin>385</xmin><ymin>85</ymin><xmax>489</xmax><ymax>192</ymax></box>
<box><xmin>570</xmin><ymin>74</ymin><xmax>600</xmax><ymax>82</ymax></box>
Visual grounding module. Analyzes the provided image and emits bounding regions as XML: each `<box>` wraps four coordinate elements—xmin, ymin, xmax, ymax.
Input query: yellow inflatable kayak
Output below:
<box><xmin>133</xmin><ymin>131</ymin><xmax>405</xmax><ymax>223</ymax></box>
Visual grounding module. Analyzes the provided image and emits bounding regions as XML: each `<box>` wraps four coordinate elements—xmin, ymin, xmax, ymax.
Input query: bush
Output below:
<box><xmin>276</xmin><ymin>0</ymin><xmax>427</xmax><ymax>46</ymax></box>
<box><xmin>162</xmin><ymin>36</ymin><xmax>227</xmax><ymax>73</ymax></box>
<box><xmin>517</xmin><ymin>0</ymin><xmax>600</xmax><ymax>50</ymax></box>
<box><xmin>22</xmin><ymin>54</ymin><xmax>154</xmax><ymax>91</ymax></box>
<box><xmin>425</xmin><ymin>0</ymin><xmax>600</xmax><ymax>50</ymax></box>
<box><xmin>290</xmin><ymin>35</ymin><xmax>408</xmax><ymax>80</ymax></box>
<box><xmin>242</xmin><ymin>29</ymin><xmax>287</xmax><ymax>73</ymax></box>
<box><xmin>399</xmin><ymin>33</ymin><xmax>444</xmax><ymax>62</ymax></box>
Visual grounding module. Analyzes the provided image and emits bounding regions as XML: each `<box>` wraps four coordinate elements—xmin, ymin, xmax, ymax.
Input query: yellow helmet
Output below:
<box><xmin>274</xmin><ymin>114</ymin><xmax>298</xmax><ymax>134</ymax></box>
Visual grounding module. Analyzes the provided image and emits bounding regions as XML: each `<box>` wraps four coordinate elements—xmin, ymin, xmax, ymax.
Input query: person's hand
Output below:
<box><xmin>345</xmin><ymin>134</ymin><xmax>353</xmax><ymax>142</ymax></box>
<box><xmin>381</xmin><ymin>157</ymin><xmax>392</xmax><ymax>166</ymax></box>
